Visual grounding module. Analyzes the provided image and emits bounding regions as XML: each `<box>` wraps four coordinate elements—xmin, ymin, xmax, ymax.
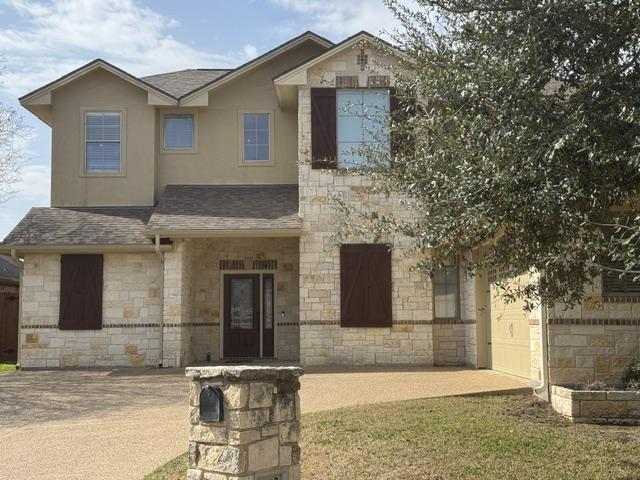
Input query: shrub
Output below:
<box><xmin>624</xmin><ymin>357</ymin><xmax>640</xmax><ymax>391</ymax></box>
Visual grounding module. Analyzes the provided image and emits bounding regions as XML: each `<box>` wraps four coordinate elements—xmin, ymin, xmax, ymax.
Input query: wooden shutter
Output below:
<box><xmin>340</xmin><ymin>244</ymin><xmax>392</xmax><ymax>327</ymax></box>
<box><xmin>311</xmin><ymin>88</ymin><xmax>337</xmax><ymax>169</ymax></box>
<box><xmin>390</xmin><ymin>88</ymin><xmax>416</xmax><ymax>156</ymax></box>
<box><xmin>59</xmin><ymin>254</ymin><xmax>103</xmax><ymax>330</ymax></box>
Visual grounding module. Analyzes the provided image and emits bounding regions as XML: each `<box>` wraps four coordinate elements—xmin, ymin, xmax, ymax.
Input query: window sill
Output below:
<box><xmin>240</xmin><ymin>160</ymin><xmax>275</xmax><ymax>167</ymax></box>
<box><xmin>602</xmin><ymin>295</ymin><xmax>640</xmax><ymax>303</ymax></box>
<box><xmin>160</xmin><ymin>148</ymin><xmax>198</xmax><ymax>155</ymax></box>
<box><xmin>80</xmin><ymin>171</ymin><xmax>126</xmax><ymax>178</ymax></box>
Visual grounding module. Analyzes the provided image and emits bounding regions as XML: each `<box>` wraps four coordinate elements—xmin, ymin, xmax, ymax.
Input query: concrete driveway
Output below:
<box><xmin>0</xmin><ymin>366</ymin><xmax>528</xmax><ymax>480</ymax></box>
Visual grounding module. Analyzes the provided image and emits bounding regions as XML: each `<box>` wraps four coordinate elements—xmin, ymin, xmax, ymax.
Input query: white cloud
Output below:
<box><xmin>0</xmin><ymin>0</ymin><xmax>248</xmax><ymax>96</ymax></box>
<box><xmin>270</xmin><ymin>0</ymin><xmax>402</xmax><ymax>38</ymax></box>
<box><xmin>243</xmin><ymin>44</ymin><xmax>259</xmax><ymax>60</ymax></box>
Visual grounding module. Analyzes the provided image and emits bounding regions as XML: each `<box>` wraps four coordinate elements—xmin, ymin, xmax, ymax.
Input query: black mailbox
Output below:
<box><xmin>199</xmin><ymin>385</ymin><xmax>224</xmax><ymax>422</ymax></box>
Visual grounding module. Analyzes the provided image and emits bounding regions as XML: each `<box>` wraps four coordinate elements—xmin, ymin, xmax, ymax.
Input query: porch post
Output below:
<box><xmin>163</xmin><ymin>239</ymin><xmax>192</xmax><ymax>367</ymax></box>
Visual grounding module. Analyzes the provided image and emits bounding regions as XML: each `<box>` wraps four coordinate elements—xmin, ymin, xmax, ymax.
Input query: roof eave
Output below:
<box><xmin>19</xmin><ymin>59</ymin><xmax>178</xmax><ymax>113</ymax></box>
<box><xmin>0</xmin><ymin>244</ymin><xmax>171</xmax><ymax>255</ymax></box>
<box><xmin>144</xmin><ymin>228</ymin><xmax>302</xmax><ymax>238</ymax></box>
<box><xmin>178</xmin><ymin>31</ymin><xmax>333</xmax><ymax>105</ymax></box>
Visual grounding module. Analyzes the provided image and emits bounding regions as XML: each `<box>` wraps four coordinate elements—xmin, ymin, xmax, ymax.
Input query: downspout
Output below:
<box><xmin>533</xmin><ymin>304</ymin><xmax>550</xmax><ymax>401</ymax></box>
<box><xmin>154</xmin><ymin>235</ymin><xmax>165</xmax><ymax>368</ymax></box>
<box><xmin>10</xmin><ymin>249</ymin><xmax>23</xmax><ymax>370</ymax></box>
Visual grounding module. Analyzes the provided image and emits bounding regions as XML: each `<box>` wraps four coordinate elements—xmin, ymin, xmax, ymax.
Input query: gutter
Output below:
<box><xmin>154</xmin><ymin>235</ymin><xmax>165</xmax><ymax>368</ymax></box>
<box><xmin>533</xmin><ymin>304</ymin><xmax>550</xmax><ymax>401</ymax></box>
<box><xmin>10</xmin><ymin>249</ymin><xmax>23</xmax><ymax>370</ymax></box>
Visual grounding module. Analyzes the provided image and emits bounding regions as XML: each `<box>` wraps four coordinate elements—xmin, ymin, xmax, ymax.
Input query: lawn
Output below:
<box><xmin>0</xmin><ymin>363</ymin><xmax>16</xmax><ymax>372</ymax></box>
<box><xmin>145</xmin><ymin>395</ymin><xmax>640</xmax><ymax>480</ymax></box>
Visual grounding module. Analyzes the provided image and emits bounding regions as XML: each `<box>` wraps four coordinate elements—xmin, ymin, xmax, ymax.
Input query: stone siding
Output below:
<box><xmin>544</xmin><ymin>278</ymin><xmax>640</xmax><ymax>385</ymax></box>
<box><xmin>551</xmin><ymin>385</ymin><xmax>640</xmax><ymax>425</ymax></box>
<box><xmin>186</xmin><ymin>366</ymin><xmax>302</xmax><ymax>480</ymax></box>
<box><xmin>161</xmin><ymin>237</ymin><xmax>300</xmax><ymax>366</ymax></box>
<box><xmin>297</xmin><ymin>44</ymin><xmax>443</xmax><ymax>366</ymax></box>
<box><xmin>20</xmin><ymin>253</ymin><xmax>162</xmax><ymax>368</ymax></box>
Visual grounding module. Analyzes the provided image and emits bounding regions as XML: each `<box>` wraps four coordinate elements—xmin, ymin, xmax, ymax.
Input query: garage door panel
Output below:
<box><xmin>489</xmin><ymin>272</ymin><xmax>531</xmax><ymax>379</ymax></box>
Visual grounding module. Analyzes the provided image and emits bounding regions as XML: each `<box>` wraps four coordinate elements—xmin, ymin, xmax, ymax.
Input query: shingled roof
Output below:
<box><xmin>3</xmin><ymin>207</ymin><xmax>154</xmax><ymax>246</ymax></box>
<box><xmin>141</xmin><ymin>69</ymin><xmax>231</xmax><ymax>98</ymax></box>
<box><xmin>146</xmin><ymin>185</ymin><xmax>301</xmax><ymax>233</ymax></box>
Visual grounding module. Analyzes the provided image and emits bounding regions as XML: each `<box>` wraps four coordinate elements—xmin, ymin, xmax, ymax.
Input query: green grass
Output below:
<box><xmin>0</xmin><ymin>363</ymin><xmax>17</xmax><ymax>372</ymax></box>
<box><xmin>145</xmin><ymin>395</ymin><xmax>640</xmax><ymax>480</ymax></box>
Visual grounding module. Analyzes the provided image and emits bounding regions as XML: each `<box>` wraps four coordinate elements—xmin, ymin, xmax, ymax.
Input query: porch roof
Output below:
<box><xmin>1</xmin><ymin>207</ymin><xmax>154</xmax><ymax>248</ymax></box>
<box><xmin>145</xmin><ymin>184</ymin><xmax>301</xmax><ymax>235</ymax></box>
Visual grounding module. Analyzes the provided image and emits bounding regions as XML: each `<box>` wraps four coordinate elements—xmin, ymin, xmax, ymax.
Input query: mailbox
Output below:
<box><xmin>199</xmin><ymin>385</ymin><xmax>224</xmax><ymax>422</ymax></box>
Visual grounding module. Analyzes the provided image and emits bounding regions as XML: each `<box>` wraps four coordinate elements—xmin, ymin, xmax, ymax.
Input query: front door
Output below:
<box><xmin>224</xmin><ymin>274</ymin><xmax>260</xmax><ymax>358</ymax></box>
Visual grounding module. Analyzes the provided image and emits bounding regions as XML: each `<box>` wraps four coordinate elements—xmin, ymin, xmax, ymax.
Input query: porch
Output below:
<box><xmin>160</xmin><ymin>236</ymin><xmax>300</xmax><ymax>367</ymax></box>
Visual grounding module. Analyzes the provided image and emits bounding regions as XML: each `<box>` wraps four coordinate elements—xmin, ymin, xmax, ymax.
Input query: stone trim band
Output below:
<box><xmin>21</xmin><ymin>322</ymin><xmax>221</xmax><ymax>330</ymax></box>
<box><xmin>548</xmin><ymin>317</ymin><xmax>640</xmax><ymax>326</ymax></box>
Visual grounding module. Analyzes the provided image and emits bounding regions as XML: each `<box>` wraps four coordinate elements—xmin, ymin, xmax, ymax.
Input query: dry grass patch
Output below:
<box><xmin>146</xmin><ymin>395</ymin><xmax>640</xmax><ymax>480</ymax></box>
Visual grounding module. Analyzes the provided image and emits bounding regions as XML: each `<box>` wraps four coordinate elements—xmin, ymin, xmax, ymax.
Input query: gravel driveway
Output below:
<box><xmin>0</xmin><ymin>366</ymin><xmax>528</xmax><ymax>479</ymax></box>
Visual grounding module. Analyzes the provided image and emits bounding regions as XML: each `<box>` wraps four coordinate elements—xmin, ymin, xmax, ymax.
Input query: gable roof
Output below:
<box><xmin>274</xmin><ymin>30</ymin><xmax>400</xmax><ymax>85</ymax></box>
<box><xmin>178</xmin><ymin>31</ymin><xmax>333</xmax><ymax>103</ymax></box>
<box><xmin>19</xmin><ymin>31</ymin><xmax>334</xmax><ymax>118</ymax></box>
<box><xmin>19</xmin><ymin>58</ymin><xmax>179</xmax><ymax>105</ymax></box>
<box><xmin>141</xmin><ymin>69</ymin><xmax>231</xmax><ymax>98</ymax></box>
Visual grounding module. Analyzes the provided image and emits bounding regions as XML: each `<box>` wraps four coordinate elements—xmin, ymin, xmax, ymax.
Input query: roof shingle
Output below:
<box><xmin>2</xmin><ymin>207</ymin><xmax>154</xmax><ymax>246</ymax></box>
<box><xmin>141</xmin><ymin>69</ymin><xmax>231</xmax><ymax>98</ymax></box>
<box><xmin>146</xmin><ymin>185</ymin><xmax>301</xmax><ymax>232</ymax></box>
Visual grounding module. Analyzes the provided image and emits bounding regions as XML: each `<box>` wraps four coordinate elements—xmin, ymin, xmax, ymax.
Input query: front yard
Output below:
<box><xmin>146</xmin><ymin>394</ymin><xmax>640</xmax><ymax>480</ymax></box>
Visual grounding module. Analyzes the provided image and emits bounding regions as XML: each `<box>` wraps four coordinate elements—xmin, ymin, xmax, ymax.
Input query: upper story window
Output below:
<box><xmin>337</xmin><ymin>89</ymin><xmax>389</xmax><ymax>168</ymax></box>
<box><xmin>85</xmin><ymin>112</ymin><xmax>121</xmax><ymax>173</ymax></box>
<box><xmin>602</xmin><ymin>263</ymin><xmax>640</xmax><ymax>296</ymax></box>
<box><xmin>433</xmin><ymin>265</ymin><xmax>460</xmax><ymax>319</ymax></box>
<box><xmin>164</xmin><ymin>114</ymin><xmax>194</xmax><ymax>150</ymax></box>
<box><xmin>243</xmin><ymin>113</ymin><xmax>270</xmax><ymax>162</ymax></box>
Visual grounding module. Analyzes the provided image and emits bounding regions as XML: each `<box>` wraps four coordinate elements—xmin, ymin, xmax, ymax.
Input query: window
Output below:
<box><xmin>337</xmin><ymin>89</ymin><xmax>389</xmax><ymax>168</ymax></box>
<box><xmin>340</xmin><ymin>244</ymin><xmax>392</xmax><ymax>327</ymax></box>
<box><xmin>164</xmin><ymin>114</ymin><xmax>194</xmax><ymax>150</ymax></box>
<box><xmin>243</xmin><ymin>113</ymin><xmax>270</xmax><ymax>162</ymax></box>
<box><xmin>59</xmin><ymin>255</ymin><xmax>103</xmax><ymax>330</ymax></box>
<box><xmin>602</xmin><ymin>263</ymin><xmax>640</xmax><ymax>296</ymax></box>
<box><xmin>433</xmin><ymin>266</ymin><xmax>460</xmax><ymax>319</ymax></box>
<box><xmin>85</xmin><ymin>112</ymin><xmax>121</xmax><ymax>173</ymax></box>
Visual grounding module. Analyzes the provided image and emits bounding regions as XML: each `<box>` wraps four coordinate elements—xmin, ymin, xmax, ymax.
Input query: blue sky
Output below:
<box><xmin>0</xmin><ymin>0</ymin><xmax>401</xmax><ymax>238</ymax></box>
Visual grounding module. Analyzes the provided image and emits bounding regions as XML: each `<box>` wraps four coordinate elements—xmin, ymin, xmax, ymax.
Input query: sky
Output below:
<box><xmin>0</xmin><ymin>0</ymin><xmax>404</xmax><ymax>238</ymax></box>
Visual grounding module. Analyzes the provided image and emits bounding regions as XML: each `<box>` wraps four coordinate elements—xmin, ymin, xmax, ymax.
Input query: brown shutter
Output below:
<box><xmin>311</xmin><ymin>88</ymin><xmax>337</xmax><ymax>169</ymax></box>
<box><xmin>390</xmin><ymin>87</ymin><xmax>416</xmax><ymax>157</ymax></box>
<box><xmin>340</xmin><ymin>244</ymin><xmax>392</xmax><ymax>327</ymax></box>
<box><xmin>59</xmin><ymin>254</ymin><xmax>103</xmax><ymax>330</ymax></box>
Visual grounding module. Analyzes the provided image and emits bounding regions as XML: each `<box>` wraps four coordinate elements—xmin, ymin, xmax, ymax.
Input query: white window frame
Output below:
<box><xmin>81</xmin><ymin>108</ymin><xmax>126</xmax><ymax>177</ymax></box>
<box><xmin>161</xmin><ymin>111</ymin><xmax>198</xmax><ymax>154</ymax></box>
<box><xmin>238</xmin><ymin>110</ymin><xmax>275</xmax><ymax>166</ymax></box>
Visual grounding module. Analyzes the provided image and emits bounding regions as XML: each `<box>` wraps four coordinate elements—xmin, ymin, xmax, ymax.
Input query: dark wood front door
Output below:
<box><xmin>224</xmin><ymin>274</ymin><xmax>260</xmax><ymax>358</ymax></box>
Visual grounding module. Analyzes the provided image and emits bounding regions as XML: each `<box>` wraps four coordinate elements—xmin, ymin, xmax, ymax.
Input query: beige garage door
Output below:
<box><xmin>488</xmin><ymin>271</ymin><xmax>531</xmax><ymax>379</ymax></box>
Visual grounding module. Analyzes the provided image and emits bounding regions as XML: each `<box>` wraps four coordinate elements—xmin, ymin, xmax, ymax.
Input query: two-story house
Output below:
<box><xmin>3</xmin><ymin>31</ymin><xmax>639</xmax><ymax>395</ymax></box>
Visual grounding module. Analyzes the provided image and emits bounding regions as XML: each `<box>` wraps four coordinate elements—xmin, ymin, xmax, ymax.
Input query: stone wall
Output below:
<box><xmin>20</xmin><ymin>252</ymin><xmax>162</xmax><ymax>368</ymax></box>
<box><xmin>551</xmin><ymin>385</ymin><xmax>640</xmax><ymax>425</ymax></box>
<box><xmin>186</xmin><ymin>366</ymin><xmax>302</xmax><ymax>480</ymax></box>
<box><xmin>187</xmin><ymin>237</ymin><xmax>300</xmax><ymax>363</ymax></box>
<box><xmin>545</xmin><ymin>278</ymin><xmax>640</xmax><ymax>385</ymax></box>
<box><xmin>297</xmin><ymin>44</ymin><xmax>442</xmax><ymax>366</ymax></box>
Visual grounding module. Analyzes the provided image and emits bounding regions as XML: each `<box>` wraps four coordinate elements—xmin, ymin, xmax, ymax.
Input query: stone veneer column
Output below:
<box><xmin>186</xmin><ymin>366</ymin><xmax>302</xmax><ymax>480</ymax></box>
<box><xmin>163</xmin><ymin>239</ymin><xmax>192</xmax><ymax>367</ymax></box>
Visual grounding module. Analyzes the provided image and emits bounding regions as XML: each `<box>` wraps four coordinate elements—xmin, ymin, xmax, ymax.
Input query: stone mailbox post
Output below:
<box><xmin>185</xmin><ymin>366</ymin><xmax>303</xmax><ymax>480</ymax></box>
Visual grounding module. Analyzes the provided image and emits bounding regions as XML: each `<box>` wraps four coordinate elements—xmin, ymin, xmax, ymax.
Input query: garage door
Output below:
<box><xmin>487</xmin><ymin>271</ymin><xmax>531</xmax><ymax>379</ymax></box>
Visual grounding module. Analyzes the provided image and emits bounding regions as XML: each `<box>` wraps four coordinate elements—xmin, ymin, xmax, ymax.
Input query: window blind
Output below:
<box><xmin>85</xmin><ymin>112</ymin><xmax>121</xmax><ymax>172</ymax></box>
<box><xmin>164</xmin><ymin>114</ymin><xmax>194</xmax><ymax>149</ymax></box>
